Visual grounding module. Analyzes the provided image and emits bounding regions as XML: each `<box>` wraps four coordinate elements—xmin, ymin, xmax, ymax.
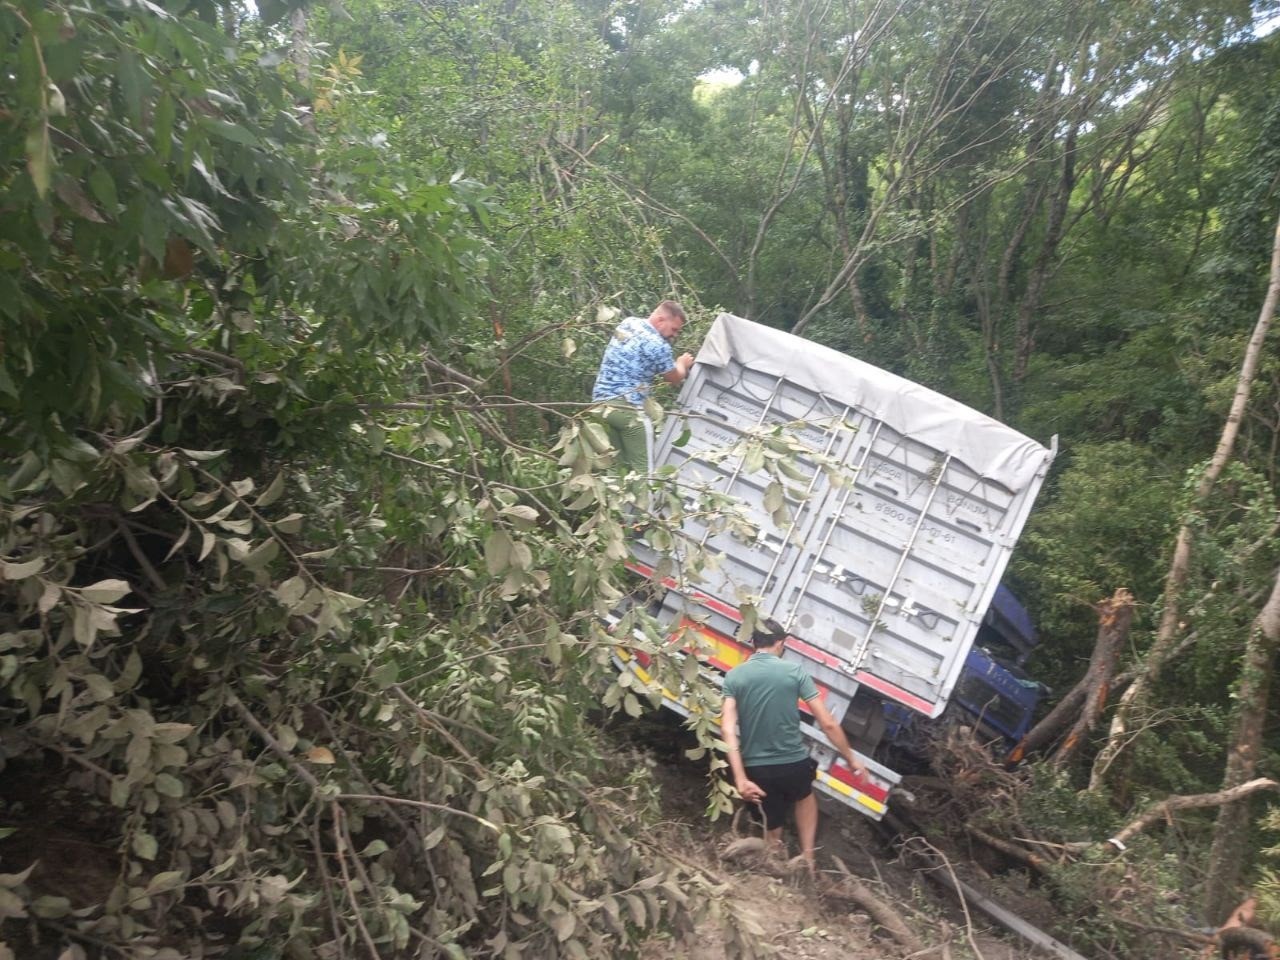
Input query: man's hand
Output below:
<box><xmin>736</xmin><ymin>778</ymin><xmax>766</xmax><ymax>803</ymax></box>
<box><xmin>664</xmin><ymin>352</ymin><xmax>697</xmax><ymax>384</ymax></box>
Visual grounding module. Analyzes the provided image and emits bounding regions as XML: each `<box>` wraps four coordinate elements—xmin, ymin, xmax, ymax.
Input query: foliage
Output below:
<box><xmin>0</xmin><ymin>1</ymin><xmax>770</xmax><ymax>957</ymax></box>
<box><xmin>1009</xmin><ymin>442</ymin><xmax>1178</xmax><ymax>688</ymax></box>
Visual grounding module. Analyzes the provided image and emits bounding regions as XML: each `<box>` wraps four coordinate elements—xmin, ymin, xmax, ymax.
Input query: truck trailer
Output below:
<box><xmin>613</xmin><ymin>313</ymin><xmax>1057</xmax><ymax>820</ymax></box>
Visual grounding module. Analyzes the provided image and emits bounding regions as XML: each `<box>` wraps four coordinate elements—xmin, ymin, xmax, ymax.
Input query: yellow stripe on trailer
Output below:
<box><xmin>817</xmin><ymin>772</ymin><xmax>886</xmax><ymax>817</ymax></box>
<box><xmin>616</xmin><ymin>649</ymin><xmax>684</xmax><ymax>706</ymax></box>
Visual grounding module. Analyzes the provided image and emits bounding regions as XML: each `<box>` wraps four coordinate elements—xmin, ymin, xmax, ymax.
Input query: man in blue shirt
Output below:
<box><xmin>722</xmin><ymin>618</ymin><xmax>868</xmax><ymax>876</ymax></box>
<box><xmin>591</xmin><ymin>301</ymin><xmax>694</xmax><ymax>475</ymax></box>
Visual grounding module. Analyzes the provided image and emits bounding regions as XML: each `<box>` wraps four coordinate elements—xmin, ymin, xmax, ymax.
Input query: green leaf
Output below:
<box><xmin>273</xmin><ymin>513</ymin><xmax>304</xmax><ymax>534</ymax></box>
<box><xmin>275</xmin><ymin>576</ymin><xmax>307</xmax><ymax>607</ymax></box>
<box><xmin>0</xmin><ymin>863</ymin><xmax>36</xmax><ymax>888</ymax></box>
<box><xmin>85</xmin><ymin>673</ymin><xmax>115</xmax><ymax>702</ymax></box>
<box><xmin>241</xmin><ymin>539</ymin><xmax>280</xmax><ymax>571</ymax></box>
<box><xmin>423</xmin><ymin>825</ymin><xmax>446</xmax><ymax>850</ymax></box>
<box><xmin>255</xmin><ymin>471</ymin><xmax>286</xmax><ymax>508</ymax></box>
<box><xmin>25</xmin><ymin>123</ymin><xmax>52</xmax><ymax>198</ymax></box>
<box><xmin>485</xmin><ymin>530</ymin><xmax>513</xmax><ymax>576</ymax></box>
<box><xmin>206</xmin><ymin>118</ymin><xmax>259</xmax><ymax>146</ymax></box>
<box><xmin>89</xmin><ymin>167</ymin><xmax>119</xmax><ymax>214</ymax></box>
<box><xmin>1</xmin><ymin>558</ymin><xmax>44</xmax><ymax>580</ymax></box>
<box><xmin>763</xmin><ymin>482</ymin><xmax>784</xmax><ymax>514</ymax></box>
<box><xmin>550</xmin><ymin>911</ymin><xmax>576</xmax><ymax>942</ymax></box>
<box><xmin>132</xmin><ymin>831</ymin><xmax>159</xmax><ymax>861</ymax></box>
<box><xmin>0</xmin><ymin>888</ymin><xmax>26</xmax><ymax>921</ymax></box>
<box><xmin>152</xmin><ymin>723</ymin><xmax>194</xmax><ymax>744</ymax></box>
<box><xmin>153</xmin><ymin>773</ymin><xmax>184</xmax><ymax>798</ymax></box>
<box><xmin>117</xmin><ymin>50</ymin><xmax>148</xmax><ymax>124</ymax></box>
<box><xmin>81</xmin><ymin>579</ymin><xmax>131</xmax><ymax>603</ymax></box>
<box><xmin>146</xmin><ymin>871</ymin><xmax>185</xmax><ymax>895</ymax></box>
<box><xmin>153</xmin><ymin>92</ymin><xmax>175</xmax><ymax>162</ymax></box>
<box><xmin>117</xmin><ymin>649</ymin><xmax>143</xmax><ymax>693</ymax></box>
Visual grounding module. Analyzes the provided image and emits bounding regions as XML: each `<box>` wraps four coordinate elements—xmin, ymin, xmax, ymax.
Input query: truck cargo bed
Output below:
<box><xmin>631</xmin><ymin>314</ymin><xmax>1057</xmax><ymax>721</ymax></box>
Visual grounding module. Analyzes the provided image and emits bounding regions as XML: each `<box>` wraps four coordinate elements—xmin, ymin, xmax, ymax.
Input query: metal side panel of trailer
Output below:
<box><xmin>631</xmin><ymin>313</ymin><xmax>1056</xmax><ymax>722</ymax></box>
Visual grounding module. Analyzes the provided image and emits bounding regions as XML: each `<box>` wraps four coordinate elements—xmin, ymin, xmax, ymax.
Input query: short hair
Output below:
<box><xmin>656</xmin><ymin>300</ymin><xmax>686</xmax><ymax>323</ymax></box>
<box><xmin>751</xmin><ymin>617</ymin><xmax>788</xmax><ymax>649</ymax></box>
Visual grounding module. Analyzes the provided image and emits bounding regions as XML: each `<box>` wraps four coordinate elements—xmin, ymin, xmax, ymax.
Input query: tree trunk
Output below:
<box><xmin>1012</xmin><ymin>120</ymin><xmax>1078</xmax><ymax>387</ymax></box>
<box><xmin>1202</xmin><ymin>567</ymin><xmax>1280</xmax><ymax>924</ymax></box>
<box><xmin>1062</xmin><ymin>779</ymin><xmax>1280</xmax><ymax>854</ymax></box>
<box><xmin>1049</xmin><ymin>589</ymin><xmax>1134</xmax><ymax>768</ymax></box>
<box><xmin>1089</xmin><ymin>208</ymin><xmax>1280</xmax><ymax>795</ymax></box>
<box><xmin>1009</xmin><ymin>589</ymin><xmax>1133</xmax><ymax>765</ymax></box>
<box><xmin>290</xmin><ymin>7</ymin><xmax>314</xmax><ymax>133</ymax></box>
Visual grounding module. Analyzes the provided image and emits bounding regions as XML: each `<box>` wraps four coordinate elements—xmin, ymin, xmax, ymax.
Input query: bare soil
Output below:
<box><xmin>629</xmin><ymin>716</ymin><xmax>1061</xmax><ymax>960</ymax></box>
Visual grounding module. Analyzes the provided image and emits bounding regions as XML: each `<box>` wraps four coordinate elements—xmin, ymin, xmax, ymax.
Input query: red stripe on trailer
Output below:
<box><xmin>626</xmin><ymin>563</ymin><xmax>849</xmax><ymax>673</ymax></box>
<box><xmin>783</xmin><ymin>635</ymin><xmax>844</xmax><ymax>670</ymax></box>
<box><xmin>681</xmin><ymin>621</ymin><xmax>836</xmax><ymax>714</ymax></box>
<box><xmin>853</xmin><ymin>671</ymin><xmax>938</xmax><ymax>716</ymax></box>
<box><xmin>624</xmin><ymin>561</ymin><xmax>744</xmax><ymax>623</ymax></box>
<box><xmin>825</xmin><ymin>761</ymin><xmax>890</xmax><ymax>804</ymax></box>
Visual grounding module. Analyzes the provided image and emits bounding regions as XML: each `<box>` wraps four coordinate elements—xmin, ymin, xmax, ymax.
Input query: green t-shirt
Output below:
<box><xmin>722</xmin><ymin>652</ymin><xmax>819</xmax><ymax>767</ymax></box>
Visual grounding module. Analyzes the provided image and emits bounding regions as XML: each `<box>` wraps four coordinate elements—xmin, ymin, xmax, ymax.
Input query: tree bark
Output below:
<box><xmin>1062</xmin><ymin>779</ymin><xmax>1280</xmax><ymax>854</ymax></box>
<box><xmin>1090</xmin><ymin>208</ymin><xmax>1280</xmax><ymax>795</ymax></box>
<box><xmin>830</xmin><ymin>855</ymin><xmax>925</xmax><ymax>953</ymax></box>
<box><xmin>1012</xmin><ymin>120</ymin><xmax>1078</xmax><ymax>387</ymax></box>
<box><xmin>1049</xmin><ymin>589</ymin><xmax>1134</xmax><ymax>768</ymax></box>
<box><xmin>1008</xmin><ymin>589</ymin><xmax>1132</xmax><ymax>765</ymax></box>
<box><xmin>1202</xmin><ymin>567</ymin><xmax>1280</xmax><ymax>924</ymax></box>
<box><xmin>290</xmin><ymin>7</ymin><xmax>314</xmax><ymax>133</ymax></box>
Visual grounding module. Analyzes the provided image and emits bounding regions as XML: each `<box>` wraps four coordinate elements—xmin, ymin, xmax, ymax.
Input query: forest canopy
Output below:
<box><xmin>1</xmin><ymin>0</ymin><xmax>1279</xmax><ymax>957</ymax></box>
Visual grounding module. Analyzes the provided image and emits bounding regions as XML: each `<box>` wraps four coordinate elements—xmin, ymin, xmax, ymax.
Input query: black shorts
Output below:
<box><xmin>744</xmin><ymin>757</ymin><xmax>818</xmax><ymax>828</ymax></box>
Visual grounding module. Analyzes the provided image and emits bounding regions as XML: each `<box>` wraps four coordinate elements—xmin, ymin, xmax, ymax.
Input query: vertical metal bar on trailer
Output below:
<box><xmin>780</xmin><ymin>420</ymin><xmax>885</xmax><ymax>633</ymax></box>
<box><xmin>847</xmin><ymin>453</ymin><xmax>952</xmax><ymax>673</ymax></box>
<box><xmin>696</xmin><ymin>373</ymin><xmax>788</xmax><ymax>552</ymax></box>
<box><xmin>758</xmin><ymin>404</ymin><xmax>851</xmax><ymax>594</ymax></box>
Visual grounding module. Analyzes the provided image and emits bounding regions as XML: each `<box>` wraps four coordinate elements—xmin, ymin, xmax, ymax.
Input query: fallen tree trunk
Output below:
<box><xmin>1009</xmin><ymin>588</ymin><xmax>1132</xmax><ymax>765</ymax></box>
<box><xmin>1050</xmin><ymin>588</ymin><xmax>1135</xmax><ymax>768</ymax></box>
<box><xmin>1062</xmin><ymin>778</ymin><xmax>1280</xmax><ymax>854</ymax></box>
<box><xmin>963</xmin><ymin>823</ymin><xmax>1053</xmax><ymax>874</ymax></box>
<box><xmin>830</xmin><ymin>855</ymin><xmax>926</xmax><ymax>954</ymax></box>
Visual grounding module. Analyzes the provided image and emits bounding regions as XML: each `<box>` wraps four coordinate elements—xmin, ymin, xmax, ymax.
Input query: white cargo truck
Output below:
<box><xmin>613</xmin><ymin>313</ymin><xmax>1057</xmax><ymax>820</ymax></box>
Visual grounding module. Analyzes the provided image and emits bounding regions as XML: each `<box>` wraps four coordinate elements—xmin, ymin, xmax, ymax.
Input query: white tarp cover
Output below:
<box><xmin>696</xmin><ymin>313</ymin><xmax>1053</xmax><ymax>493</ymax></box>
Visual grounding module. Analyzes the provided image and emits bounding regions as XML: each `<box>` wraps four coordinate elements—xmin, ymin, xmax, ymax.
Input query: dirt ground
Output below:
<box><xmin>629</xmin><ymin>717</ymin><xmax>1061</xmax><ymax>960</ymax></box>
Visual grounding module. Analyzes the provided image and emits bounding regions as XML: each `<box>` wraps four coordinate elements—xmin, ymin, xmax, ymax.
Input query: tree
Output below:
<box><xmin>1199</xmin><ymin>206</ymin><xmax>1280</xmax><ymax>924</ymax></box>
<box><xmin>1089</xmin><ymin>123</ymin><xmax>1280</xmax><ymax>798</ymax></box>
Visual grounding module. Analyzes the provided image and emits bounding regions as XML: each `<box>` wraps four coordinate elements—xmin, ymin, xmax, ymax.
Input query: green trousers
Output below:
<box><xmin>599</xmin><ymin>403</ymin><xmax>654</xmax><ymax>476</ymax></box>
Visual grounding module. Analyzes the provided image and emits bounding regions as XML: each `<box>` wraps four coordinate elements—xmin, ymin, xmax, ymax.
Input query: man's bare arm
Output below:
<box><xmin>721</xmin><ymin>697</ymin><xmax>765</xmax><ymax>802</ymax></box>
<box><xmin>808</xmin><ymin>697</ymin><xmax>869</xmax><ymax>779</ymax></box>
<box><xmin>662</xmin><ymin>351</ymin><xmax>695</xmax><ymax>384</ymax></box>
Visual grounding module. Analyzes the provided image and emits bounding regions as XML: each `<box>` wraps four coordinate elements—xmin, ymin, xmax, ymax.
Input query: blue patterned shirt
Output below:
<box><xmin>592</xmin><ymin>316</ymin><xmax>676</xmax><ymax>406</ymax></box>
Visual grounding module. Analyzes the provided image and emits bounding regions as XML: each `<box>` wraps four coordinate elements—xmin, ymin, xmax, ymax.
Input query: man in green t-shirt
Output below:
<box><xmin>721</xmin><ymin>618</ymin><xmax>868</xmax><ymax>876</ymax></box>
